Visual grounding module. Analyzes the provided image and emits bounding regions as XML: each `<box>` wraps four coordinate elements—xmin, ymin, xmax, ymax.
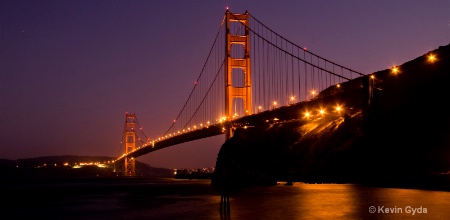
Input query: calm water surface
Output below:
<box><xmin>3</xmin><ymin>177</ymin><xmax>450</xmax><ymax>219</ymax></box>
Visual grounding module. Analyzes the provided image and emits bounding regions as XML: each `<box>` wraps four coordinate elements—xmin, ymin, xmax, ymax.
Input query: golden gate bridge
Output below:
<box><xmin>113</xmin><ymin>9</ymin><xmax>385</xmax><ymax>175</ymax></box>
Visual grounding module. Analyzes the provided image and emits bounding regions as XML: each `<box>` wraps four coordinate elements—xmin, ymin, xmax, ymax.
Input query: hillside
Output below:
<box><xmin>212</xmin><ymin>43</ymin><xmax>450</xmax><ymax>191</ymax></box>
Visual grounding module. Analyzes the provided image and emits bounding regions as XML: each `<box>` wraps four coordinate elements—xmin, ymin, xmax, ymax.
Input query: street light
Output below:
<box><xmin>391</xmin><ymin>66</ymin><xmax>399</xmax><ymax>74</ymax></box>
<box><xmin>319</xmin><ymin>108</ymin><xmax>325</xmax><ymax>115</ymax></box>
<box><xmin>335</xmin><ymin>104</ymin><xmax>343</xmax><ymax>113</ymax></box>
<box><xmin>428</xmin><ymin>54</ymin><xmax>436</xmax><ymax>63</ymax></box>
<box><xmin>304</xmin><ymin>111</ymin><xmax>311</xmax><ymax>119</ymax></box>
<box><xmin>311</xmin><ymin>90</ymin><xmax>316</xmax><ymax>99</ymax></box>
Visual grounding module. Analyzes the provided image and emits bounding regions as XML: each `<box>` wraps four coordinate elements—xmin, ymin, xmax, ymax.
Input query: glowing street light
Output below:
<box><xmin>319</xmin><ymin>108</ymin><xmax>325</xmax><ymax>115</ymax></box>
<box><xmin>391</xmin><ymin>66</ymin><xmax>399</xmax><ymax>74</ymax></box>
<box><xmin>272</xmin><ymin>101</ymin><xmax>278</xmax><ymax>109</ymax></box>
<box><xmin>310</xmin><ymin>90</ymin><xmax>316</xmax><ymax>100</ymax></box>
<box><xmin>428</xmin><ymin>54</ymin><xmax>436</xmax><ymax>63</ymax></box>
<box><xmin>304</xmin><ymin>111</ymin><xmax>311</xmax><ymax>119</ymax></box>
<box><xmin>335</xmin><ymin>105</ymin><xmax>343</xmax><ymax>113</ymax></box>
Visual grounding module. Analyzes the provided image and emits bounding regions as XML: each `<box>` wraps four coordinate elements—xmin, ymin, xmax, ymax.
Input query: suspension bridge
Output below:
<box><xmin>114</xmin><ymin>9</ymin><xmax>370</xmax><ymax>175</ymax></box>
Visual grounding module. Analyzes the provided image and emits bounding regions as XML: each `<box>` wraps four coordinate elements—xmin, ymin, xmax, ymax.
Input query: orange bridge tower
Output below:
<box><xmin>225</xmin><ymin>10</ymin><xmax>252</xmax><ymax>140</ymax></box>
<box><xmin>124</xmin><ymin>113</ymin><xmax>136</xmax><ymax>176</ymax></box>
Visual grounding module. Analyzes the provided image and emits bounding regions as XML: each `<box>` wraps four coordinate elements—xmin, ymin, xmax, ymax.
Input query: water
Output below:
<box><xmin>2</xmin><ymin>177</ymin><xmax>450</xmax><ymax>219</ymax></box>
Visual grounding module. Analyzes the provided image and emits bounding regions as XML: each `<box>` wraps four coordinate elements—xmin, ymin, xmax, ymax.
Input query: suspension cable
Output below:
<box><xmin>247</xmin><ymin>12</ymin><xmax>365</xmax><ymax>76</ymax></box>
<box><xmin>228</xmin><ymin>12</ymin><xmax>362</xmax><ymax>80</ymax></box>
<box><xmin>163</xmin><ymin>16</ymin><xmax>226</xmax><ymax>136</ymax></box>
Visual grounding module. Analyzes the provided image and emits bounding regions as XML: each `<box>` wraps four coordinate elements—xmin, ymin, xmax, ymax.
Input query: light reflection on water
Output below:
<box><xmin>228</xmin><ymin>183</ymin><xmax>450</xmax><ymax>220</ymax></box>
<box><xmin>4</xmin><ymin>178</ymin><xmax>450</xmax><ymax>219</ymax></box>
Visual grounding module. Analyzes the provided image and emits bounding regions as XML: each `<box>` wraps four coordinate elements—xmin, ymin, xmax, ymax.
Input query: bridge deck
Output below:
<box><xmin>116</xmin><ymin>75</ymin><xmax>370</xmax><ymax>164</ymax></box>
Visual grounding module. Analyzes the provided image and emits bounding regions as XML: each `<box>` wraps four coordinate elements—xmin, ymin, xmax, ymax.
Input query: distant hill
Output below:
<box><xmin>0</xmin><ymin>155</ymin><xmax>174</xmax><ymax>179</ymax></box>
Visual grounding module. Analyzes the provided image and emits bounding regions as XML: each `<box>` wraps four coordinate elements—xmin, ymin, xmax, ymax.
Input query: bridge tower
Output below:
<box><xmin>124</xmin><ymin>113</ymin><xmax>136</xmax><ymax>176</ymax></box>
<box><xmin>225</xmin><ymin>10</ymin><xmax>252</xmax><ymax>140</ymax></box>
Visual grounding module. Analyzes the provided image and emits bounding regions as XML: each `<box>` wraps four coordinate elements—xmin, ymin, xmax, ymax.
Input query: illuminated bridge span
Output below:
<box><xmin>115</xmin><ymin>10</ymin><xmax>367</xmax><ymax>175</ymax></box>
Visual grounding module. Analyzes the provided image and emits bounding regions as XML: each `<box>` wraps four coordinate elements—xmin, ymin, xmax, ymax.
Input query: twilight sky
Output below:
<box><xmin>1</xmin><ymin>1</ymin><xmax>449</xmax><ymax>169</ymax></box>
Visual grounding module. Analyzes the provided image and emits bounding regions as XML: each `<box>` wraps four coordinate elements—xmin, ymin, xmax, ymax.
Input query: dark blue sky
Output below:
<box><xmin>1</xmin><ymin>1</ymin><xmax>449</xmax><ymax>169</ymax></box>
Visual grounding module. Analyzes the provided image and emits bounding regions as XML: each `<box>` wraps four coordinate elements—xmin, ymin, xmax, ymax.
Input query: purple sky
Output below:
<box><xmin>1</xmin><ymin>1</ymin><xmax>449</xmax><ymax>169</ymax></box>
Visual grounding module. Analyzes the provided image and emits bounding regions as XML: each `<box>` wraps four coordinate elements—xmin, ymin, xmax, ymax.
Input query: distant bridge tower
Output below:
<box><xmin>124</xmin><ymin>113</ymin><xmax>136</xmax><ymax>176</ymax></box>
<box><xmin>225</xmin><ymin>10</ymin><xmax>252</xmax><ymax>140</ymax></box>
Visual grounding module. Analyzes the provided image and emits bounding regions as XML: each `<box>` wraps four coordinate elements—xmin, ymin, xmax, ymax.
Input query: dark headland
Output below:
<box><xmin>212</xmin><ymin>43</ymin><xmax>450</xmax><ymax>192</ymax></box>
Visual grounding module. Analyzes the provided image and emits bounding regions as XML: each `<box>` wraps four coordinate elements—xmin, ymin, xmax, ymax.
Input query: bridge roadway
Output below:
<box><xmin>115</xmin><ymin>75</ymin><xmax>370</xmax><ymax>164</ymax></box>
<box><xmin>121</xmin><ymin>124</ymin><xmax>224</xmax><ymax>161</ymax></box>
